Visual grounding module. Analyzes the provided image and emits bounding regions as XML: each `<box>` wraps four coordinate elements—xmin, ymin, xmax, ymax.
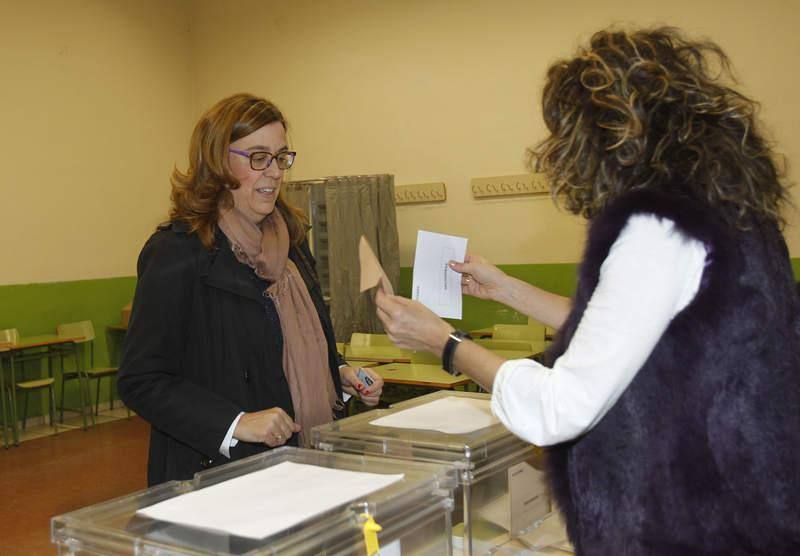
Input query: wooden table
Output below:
<box><xmin>343</xmin><ymin>345</ymin><xmax>412</xmax><ymax>364</ymax></box>
<box><xmin>0</xmin><ymin>335</ymin><xmax>84</xmax><ymax>447</ymax></box>
<box><xmin>372</xmin><ymin>363</ymin><xmax>473</xmax><ymax>389</ymax></box>
<box><xmin>468</xmin><ymin>326</ymin><xmax>495</xmax><ymax>338</ymax></box>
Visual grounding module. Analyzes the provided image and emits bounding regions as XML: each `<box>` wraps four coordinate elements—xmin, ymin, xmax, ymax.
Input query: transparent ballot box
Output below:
<box><xmin>311</xmin><ymin>391</ymin><xmax>550</xmax><ymax>555</ymax></box>
<box><xmin>51</xmin><ymin>447</ymin><xmax>458</xmax><ymax>555</ymax></box>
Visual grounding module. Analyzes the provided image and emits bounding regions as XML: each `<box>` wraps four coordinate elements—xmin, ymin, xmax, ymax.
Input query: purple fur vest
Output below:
<box><xmin>544</xmin><ymin>189</ymin><xmax>800</xmax><ymax>555</ymax></box>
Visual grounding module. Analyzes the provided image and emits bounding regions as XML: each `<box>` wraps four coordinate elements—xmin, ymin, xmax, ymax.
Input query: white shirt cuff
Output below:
<box><xmin>338</xmin><ymin>363</ymin><xmax>352</xmax><ymax>402</ymax></box>
<box><xmin>219</xmin><ymin>411</ymin><xmax>245</xmax><ymax>459</ymax></box>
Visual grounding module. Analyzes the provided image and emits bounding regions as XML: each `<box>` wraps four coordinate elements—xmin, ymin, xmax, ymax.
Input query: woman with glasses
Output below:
<box><xmin>375</xmin><ymin>28</ymin><xmax>800</xmax><ymax>553</ymax></box>
<box><xmin>118</xmin><ymin>93</ymin><xmax>383</xmax><ymax>486</ymax></box>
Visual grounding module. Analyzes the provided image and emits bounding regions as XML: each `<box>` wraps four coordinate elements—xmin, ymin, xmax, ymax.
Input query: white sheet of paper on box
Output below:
<box><xmin>369</xmin><ymin>396</ymin><xmax>498</xmax><ymax>434</ymax></box>
<box><xmin>412</xmin><ymin>230</ymin><xmax>468</xmax><ymax>319</ymax></box>
<box><xmin>137</xmin><ymin>461</ymin><xmax>403</xmax><ymax>540</ymax></box>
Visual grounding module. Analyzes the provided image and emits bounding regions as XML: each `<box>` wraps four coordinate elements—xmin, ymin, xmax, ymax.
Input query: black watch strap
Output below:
<box><xmin>442</xmin><ymin>330</ymin><xmax>472</xmax><ymax>375</ymax></box>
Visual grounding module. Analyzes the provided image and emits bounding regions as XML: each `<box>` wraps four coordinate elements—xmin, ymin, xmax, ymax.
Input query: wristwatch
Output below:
<box><xmin>442</xmin><ymin>330</ymin><xmax>472</xmax><ymax>375</ymax></box>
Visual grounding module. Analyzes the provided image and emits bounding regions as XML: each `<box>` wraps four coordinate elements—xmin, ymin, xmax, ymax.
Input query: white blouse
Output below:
<box><xmin>491</xmin><ymin>214</ymin><xmax>708</xmax><ymax>446</ymax></box>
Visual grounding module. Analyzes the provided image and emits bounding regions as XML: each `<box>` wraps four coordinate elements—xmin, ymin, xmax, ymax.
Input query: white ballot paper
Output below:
<box><xmin>412</xmin><ymin>230</ymin><xmax>468</xmax><ymax>319</ymax></box>
<box><xmin>369</xmin><ymin>396</ymin><xmax>499</xmax><ymax>434</ymax></box>
<box><xmin>137</xmin><ymin>461</ymin><xmax>403</xmax><ymax>540</ymax></box>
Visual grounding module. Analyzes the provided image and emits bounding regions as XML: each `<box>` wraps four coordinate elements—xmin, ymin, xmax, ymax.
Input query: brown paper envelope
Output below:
<box><xmin>359</xmin><ymin>236</ymin><xmax>394</xmax><ymax>295</ymax></box>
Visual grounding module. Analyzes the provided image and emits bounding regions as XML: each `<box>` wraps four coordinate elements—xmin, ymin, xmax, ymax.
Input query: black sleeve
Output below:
<box><xmin>117</xmin><ymin>231</ymin><xmax>241</xmax><ymax>458</ymax></box>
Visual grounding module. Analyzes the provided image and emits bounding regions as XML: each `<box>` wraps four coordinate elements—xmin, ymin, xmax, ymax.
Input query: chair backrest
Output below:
<box><xmin>348</xmin><ymin>332</ymin><xmax>411</xmax><ymax>360</ymax></box>
<box><xmin>474</xmin><ymin>338</ymin><xmax>535</xmax><ymax>352</ymax></box>
<box><xmin>57</xmin><ymin>321</ymin><xmax>95</xmax><ymax>344</ymax></box>
<box><xmin>349</xmin><ymin>333</ymin><xmax>395</xmax><ymax>348</ymax></box>
<box><xmin>410</xmin><ymin>350</ymin><xmax>441</xmax><ymax>365</ymax></box>
<box><xmin>491</xmin><ymin>319</ymin><xmax>546</xmax><ymax>342</ymax></box>
<box><xmin>0</xmin><ymin>328</ymin><xmax>20</xmax><ymax>345</ymax></box>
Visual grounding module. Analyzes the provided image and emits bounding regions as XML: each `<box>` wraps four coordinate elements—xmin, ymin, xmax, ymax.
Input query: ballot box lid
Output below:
<box><xmin>312</xmin><ymin>391</ymin><xmax>533</xmax><ymax>476</ymax></box>
<box><xmin>52</xmin><ymin>447</ymin><xmax>457</xmax><ymax>556</ymax></box>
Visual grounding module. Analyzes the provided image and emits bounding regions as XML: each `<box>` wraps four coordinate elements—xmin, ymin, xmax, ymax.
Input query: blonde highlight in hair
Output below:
<box><xmin>170</xmin><ymin>93</ymin><xmax>307</xmax><ymax>250</ymax></box>
<box><xmin>530</xmin><ymin>27</ymin><xmax>788</xmax><ymax>227</ymax></box>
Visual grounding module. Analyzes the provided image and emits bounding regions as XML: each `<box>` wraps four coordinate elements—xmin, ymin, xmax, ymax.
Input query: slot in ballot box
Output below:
<box><xmin>311</xmin><ymin>391</ymin><xmax>550</xmax><ymax>556</ymax></box>
<box><xmin>52</xmin><ymin>447</ymin><xmax>458</xmax><ymax>556</ymax></box>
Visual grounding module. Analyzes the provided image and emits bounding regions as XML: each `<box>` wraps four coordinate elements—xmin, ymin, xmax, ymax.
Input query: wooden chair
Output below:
<box><xmin>0</xmin><ymin>329</ymin><xmax>17</xmax><ymax>447</ymax></box>
<box><xmin>347</xmin><ymin>333</ymin><xmax>412</xmax><ymax>361</ymax></box>
<box><xmin>57</xmin><ymin>321</ymin><xmax>126</xmax><ymax>424</ymax></box>
<box><xmin>491</xmin><ymin>318</ymin><xmax>546</xmax><ymax>342</ymax></box>
<box><xmin>0</xmin><ymin>328</ymin><xmax>18</xmax><ymax>345</ymax></box>
<box><xmin>1</xmin><ymin>328</ymin><xmax>58</xmax><ymax>434</ymax></box>
<box><xmin>473</xmin><ymin>338</ymin><xmax>535</xmax><ymax>352</ymax></box>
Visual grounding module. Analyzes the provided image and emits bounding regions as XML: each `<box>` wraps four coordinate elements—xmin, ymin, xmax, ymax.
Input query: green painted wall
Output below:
<box><xmin>4</xmin><ymin>257</ymin><xmax>800</xmax><ymax>420</ymax></box>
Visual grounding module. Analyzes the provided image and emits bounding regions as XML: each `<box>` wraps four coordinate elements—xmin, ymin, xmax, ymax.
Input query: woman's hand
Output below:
<box><xmin>340</xmin><ymin>366</ymin><xmax>384</xmax><ymax>406</ymax></box>
<box><xmin>234</xmin><ymin>407</ymin><xmax>301</xmax><ymax>447</ymax></box>
<box><xmin>449</xmin><ymin>254</ymin><xmax>508</xmax><ymax>301</ymax></box>
<box><xmin>375</xmin><ymin>290</ymin><xmax>454</xmax><ymax>356</ymax></box>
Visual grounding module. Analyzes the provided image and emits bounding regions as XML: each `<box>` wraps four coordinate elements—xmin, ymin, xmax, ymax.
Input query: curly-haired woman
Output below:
<box><xmin>118</xmin><ymin>94</ymin><xmax>382</xmax><ymax>486</ymax></box>
<box><xmin>376</xmin><ymin>28</ymin><xmax>800</xmax><ymax>553</ymax></box>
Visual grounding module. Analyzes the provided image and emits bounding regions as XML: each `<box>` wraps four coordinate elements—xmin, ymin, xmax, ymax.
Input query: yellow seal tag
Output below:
<box><xmin>361</xmin><ymin>513</ymin><xmax>382</xmax><ymax>555</ymax></box>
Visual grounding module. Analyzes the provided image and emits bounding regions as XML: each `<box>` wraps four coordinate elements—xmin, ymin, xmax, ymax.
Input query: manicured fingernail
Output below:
<box><xmin>449</xmin><ymin>262</ymin><xmax>456</xmax><ymax>268</ymax></box>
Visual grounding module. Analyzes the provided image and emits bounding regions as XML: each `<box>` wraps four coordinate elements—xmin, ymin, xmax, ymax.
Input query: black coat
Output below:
<box><xmin>545</xmin><ymin>189</ymin><xmax>800</xmax><ymax>554</ymax></box>
<box><xmin>118</xmin><ymin>222</ymin><xmax>344</xmax><ymax>486</ymax></box>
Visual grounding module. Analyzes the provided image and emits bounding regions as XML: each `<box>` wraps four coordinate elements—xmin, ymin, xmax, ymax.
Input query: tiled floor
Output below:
<box><xmin>0</xmin><ymin>410</ymin><xmax>149</xmax><ymax>555</ymax></box>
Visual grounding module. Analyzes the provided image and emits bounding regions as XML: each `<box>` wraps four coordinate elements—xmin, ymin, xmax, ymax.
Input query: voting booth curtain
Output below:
<box><xmin>284</xmin><ymin>174</ymin><xmax>400</xmax><ymax>341</ymax></box>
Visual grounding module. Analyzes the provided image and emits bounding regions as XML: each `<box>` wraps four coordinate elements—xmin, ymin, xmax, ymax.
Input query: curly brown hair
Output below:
<box><xmin>530</xmin><ymin>27</ymin><xmax>788</xmax><ymax>227</ymax></box>
<box><xmin>170</xmin><ymin>93</ymin><xmax>307</xmax><ymax>250</ymax></box>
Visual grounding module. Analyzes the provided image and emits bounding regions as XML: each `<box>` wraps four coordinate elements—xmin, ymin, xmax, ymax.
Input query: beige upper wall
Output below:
<box><xmin>190</xmin><ymin>0</ymin><xmax>800</xmax><ymax>266</ymax></box>
<box><xmin>0</xmin><ymin>0</ymin><xmax>193</xmax><ymax>285</ymax></box>
<box><xmin>2</xmin><ymin>0</ymin><xmax>799</xmax><ymax>284</ymax></box>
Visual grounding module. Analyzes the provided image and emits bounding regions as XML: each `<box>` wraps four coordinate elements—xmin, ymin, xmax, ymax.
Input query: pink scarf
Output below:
<box><xmin>218</xmin><ymin>206</ymin><xmax>338</xmax><ymax>446</ymax></box>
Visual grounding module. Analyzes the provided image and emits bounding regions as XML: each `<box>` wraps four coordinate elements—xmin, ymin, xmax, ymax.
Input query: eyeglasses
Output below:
<box><xmin>228</xmin><ymin>148</ymin><xmax>296</xmax><ymax>171</ymax></box>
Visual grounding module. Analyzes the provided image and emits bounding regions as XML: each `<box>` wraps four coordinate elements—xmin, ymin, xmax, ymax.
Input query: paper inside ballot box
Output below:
<box><xmin>476</xmin><ymin>454</ymin><xmax>550</xmax><ymax>535</ymax></box>
<box><xmin>359</xmin><ymin>236</ymin><xmax>394</xmax><ymax>295</ymax></box>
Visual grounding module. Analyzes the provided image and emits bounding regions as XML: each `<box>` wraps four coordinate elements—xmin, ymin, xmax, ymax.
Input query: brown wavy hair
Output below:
<box><xmin>170</xmin><ymin>93</ymin><xmax>307</xmax><ymax>250</ymax></box>
<box><xmin>530</xmin><ymin>27</ymin><xmax>788</xmax><ymax>227</ymax></box>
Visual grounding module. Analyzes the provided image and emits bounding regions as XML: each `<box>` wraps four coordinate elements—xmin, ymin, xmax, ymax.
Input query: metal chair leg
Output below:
<box><xmin>88</xmin><ymin>374</ymin><xmax>96</xmax><ymax>426</ymax></box>
<box><xmin>21</xmin><ymin>389</ymin><xmax>28</xmax><ymax>430</ymax></box>
<box><xmin>95</xmin><ymin>378</ymin><xmax>101</xmax><ymax>416</ymax></box>
<box><xmin>0</xmin><ymin>367</ymin><xmax>8</xmax><ymax>449</ymax></box>
<box><xmin>74</xmin><ymin>344</ymin><xmax>89</xmax><ymax>430</ymax></box>
<box><xmin>59</xmin><ymin>372</ymin><xmax>66</xmax><ymax>424</ymax></box>
<box><xmin>109</xmin><ymin>377</ymin><xmax>115</xmax><ymax>411</ymax></box>
<box><xmin>1</xmin><ymin>393</ymin><xmax>7</xmax><ymax>448</ymax></box>
<box><xmin>8</xmin><ymin>355</ymin><xmax>19</xmax><ymax>445</ymax></box>
<box><xmin>58</xmin><ymin>353</ymin><xmax>67</xmax><ymax>425</ymax></box>
<box><xmin>49</xmin><ymin>385</ymin><xmax>57</xmax><ymax>433</ymax></box>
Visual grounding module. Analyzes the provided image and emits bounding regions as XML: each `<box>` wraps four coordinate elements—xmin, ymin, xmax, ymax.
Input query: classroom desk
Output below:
<box><xmin>343</xmin><ymin>345</ymin><xmax>412</xmax><ymax>364</ymax></box>
<box><xmin>372</xmin><ymin>363</ymin><xmax>473</xmax><ymax>389</ymax></box>
<box><xmin>368</xmin><ymin>346</ymin><xmax>547</xmax><ymax>393</ymax></box>
<box><xmin>468</xmin><ymin>326</ymin><xmax>495</xmax><ymax>338</ymax></box>
<box><xmin>343</xmin><ymin>359</ymin><xmax>382</xmax><ymax>369</ymax></box>
<box><xmin>0</xmin><ymin>335</ymin><xmax>83</xmax><ymax>447</ymax></box>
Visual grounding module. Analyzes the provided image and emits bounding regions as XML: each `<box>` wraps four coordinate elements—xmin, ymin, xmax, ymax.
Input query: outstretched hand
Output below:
<box><xmin>449</xmin><ymin>254</ymin><xmax>507</xmax><ymax>301</ymax></box>
<box><xmin>375</xmin><ymin>290</ymin><xmax>454</xmax><ymax>355</ymax></box>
